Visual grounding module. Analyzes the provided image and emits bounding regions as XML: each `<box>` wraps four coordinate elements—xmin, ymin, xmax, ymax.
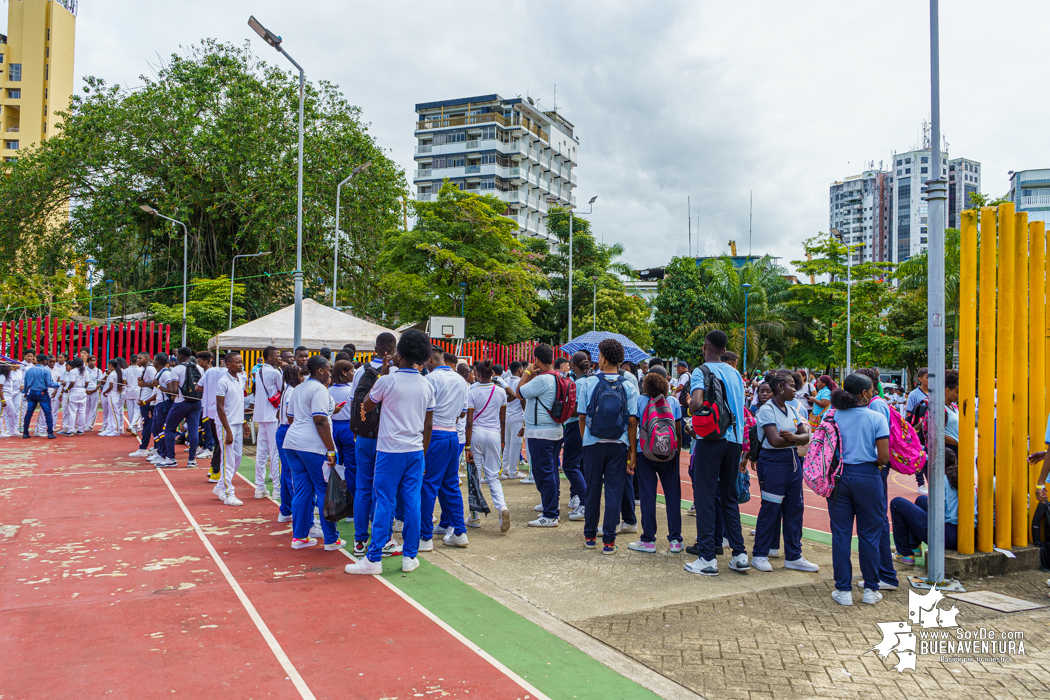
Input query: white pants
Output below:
<box><xmin>472</xmin><ymin>427</ymin><xmax>506</xmax><ymax>511</ymax></box>
<box><xmin>84</xmin><ymin>391</ymin><xmax>101</xmax><ymax>432</ymax></box>
<box><xmin>217</xmin><ymin>422</ymin><xmax>244</xmax><ymax>499</ymax></box>
<box><xmin>3</xmin><ymin>393</ymin><xmax>22</xmax><ymax>435</ymax></box>
<box><xmin>502</xmin><ymin>417</ymin><xmax>524</xmax><ymax>475</ymax></box>
<box><xmin>126</xmin><ymin>397</ymin><xmax>142</xmax><ymax>433</ymax></box>
<box><xmin>255</xmin><ymin>421</ymin><xmax>280</xmax><ymax>489</ymax></box>
<box><xmin>65</xmin><ymin>389</ymin><xmax>88</xmax><ymax>434</ymax></box>
<box><xmin>100</xmin><ymin>392</ymin><xmax>123</xmax><ymax>436</ymax></box>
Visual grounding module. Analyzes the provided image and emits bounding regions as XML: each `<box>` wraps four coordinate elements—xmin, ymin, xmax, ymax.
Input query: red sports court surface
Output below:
<box><xmin>0</xmin><ymin>433</ymin><xmax>533</xmax><ymax>699</ymax></box>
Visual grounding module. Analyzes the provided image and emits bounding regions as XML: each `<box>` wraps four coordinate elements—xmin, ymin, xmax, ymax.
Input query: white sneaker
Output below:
<box><xmin>527</xmin><ymin>516</ymin><xmax>559</xmax><ymax>528</ymax></box>
<box><xmin>393</xmin><ymin>519</ymin><xmax>404</xmax><ymax>533</ymax></box>
<box><xmin>466</xmin><ymin>517</ymin><xmax>482</xmax><ymax>528</ymax></box>
<box><xmin>381</xmin><ymin>539</ymin><xmax>403</xmax><ymax>557</ymax></box>
<box><xmin>418</xmin><ymin>538</ymin><xmax>434</xmax><ymax>552</ymax></box>
<box><xmin>158</xmin><ymin>458</ymin><xmax>178</xmax><ymax>468</ymax></box>
<box><xmin>272</xmin><ymin>486</ymin><xmax>281</xmax><ymax>502</ymax></box>
<box><xmin>443</xmin><ymin>532</ymin><xmax>469</xmax><ymax>547</ymax></box>
<box><xmin>277</xmin><ymin>514</ymin><xmax>293</xmax><ymax>523</ymax></box>
<box><xmin>128</xmin><ymin>449</ymin><xmax>148</xmax><ymax>457</ymax></box>
<box><xmin>344</xmin><ymin>557</ymin><xmax>382</xmax><ymax>575</ymax></box>
<box><xmin>862</xmin><ymin>588</ymin><xmax>883</xmax><ymax>605</ymax></box>
<box><xmin>684</xmin><ymin>557</ymin><xmax>719</xmax><ymax>576</ymax></box>
<box><xmin>499</xmin><ymin>507</ymin><xmax>510</xmax><ymax>533</ymax></box>
<box><xmin>722</xmin><ymin>537</ymin><xmax>731</xmax><ymax>549</ymax></box>
<box><xmin>196</xmin><ymin>449</ymin><xmax>212</xmax><ymax>459</ymax></box>
<box><xmin>212</xmin><ymin>483</ymin><xmax>225</xmax><ymax>500</ymax></box>
<box><xmin>402</xmin><ymin>556</ymin><xmax>420</xmax><ymax>573</ymax></box>
<box><xmin>147</xmin><ymin>453</ymin><xmax>163</xmax><ymax>463</ymax></box>
<box><xmin>324</xmin><ymin>539</ymin><xmax>346</xmax><ymax>551</ymax></box>
<box><xmin>147</xmin><ymin>448</ymin><xmax>157</xmax><ymax>456</ymax></box>
<box><xmin>751</xmin><ymin>556</ymin><xmax>772</xmax><ymax>572</ymax></box>
<box><xmin>728</xmin><ymin>553</ymin><xmax>751</xmax><ymax>572</ymax></box>
<box><xmin>309</xmin><ymin>523</ymin><xmax>324</xmax><ymax>539</ymax></box>
<box><xmin>255</xmin><ymin>487</ymin><xmax>269</xmax><ymax>499</ymax></box>
<box><xmin>616</xmin><ymin>522</ymin><xmax>638</xmax><ymax>534</ymax></box>
<box><xmin>785</xmin><ymin>557</ymin><xmax>819</xmax><ymax>572</ymax></box>
<box><xmin>749</xmin><ymin>528</ymin><xmax>757</xmax><ymax>535</ymax></box>
<box><xmin>569</xmin><ymin>495</ymin><xmax>581</xmax><ymax>510</ymax></box>
<box><xmin>224</xmin><ymin>496</ymin><xmax>243</xmax><ymax>507</ymax></box>
<box><xmin>534</xmin><ymin>504</ymin><xmax>544</xmax><ymax>512</ymax></box>
<box><xmin>520</xmin><ymin>475</ymin><xmax>535</xmax><ymax>484</ymax></box>
<box><xmin>568</xmin><ymin>505</ymin><xmax>585</xmax><ymax>521</ymax></box>
<box><xmin>768</xmin><ymin>548</ymin><xmax>780</xmax><ymax>558</ymax></box>
<box><xmin>186</xmin><ymin>460</ymin><xmax>197</xmax><ymax>469</ymax></box>
<box><xmin>831</xmin><ymin>590</ymin><xmax>854</xmax><ymax>606</ymax></box>
<box><xmin>917</xmin><ymin>485</ymin><xmax>929</xmax><ymax>495</ymax></box>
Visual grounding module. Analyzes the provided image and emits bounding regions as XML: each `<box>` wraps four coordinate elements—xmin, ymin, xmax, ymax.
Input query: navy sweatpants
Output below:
<box><xmin>753</xmin><ymin>448</ymin><xmax>803</xmax><ymax>560</ymax></box>
<box><xmin>560</xmin><ymin>423</ymin><xmax>587</xmax><ymax>502</ymax></box>
<box><xmin>582</xmin><ymin>441</ymin><xmax>629</xmax><ymax>543</ymax></box>
<box><xmin>367</xmin><ymin>450</ymin><xmax>424</xmax><ymax>562</ymax></box>
<box><xmin>691</xmin><ymin>439</ymin><xmax>745</xmax><ymax>559</ymax></box>
<box><xmin>636</xmin><ymin>451</ymin><xmax>682</xmax><ymax>543</ymax></box>
<box><xmin>828</xmin><ymin>462</ymin><xmax>886</xmax><ymax>592</ymax></box>
<box><xmin>276</xmin><ymin>423</ymin><xmax>293</xmax><ymax>517</ymax></box>
<box><xmin>332</xmin><ymin>420</ymin><xmax>357</xmax><ymax>519</ymax></box>
<box><xmin>890</xmin><ymin>494</ymin><xmax>959</xmax><ymax>557</ymax></box>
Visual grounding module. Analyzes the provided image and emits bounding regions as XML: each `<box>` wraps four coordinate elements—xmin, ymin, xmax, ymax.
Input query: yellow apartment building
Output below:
<box><xmin>1</xmin><ymin>0</ymin><xmax>76</xmax><ymax>164</ymax></box>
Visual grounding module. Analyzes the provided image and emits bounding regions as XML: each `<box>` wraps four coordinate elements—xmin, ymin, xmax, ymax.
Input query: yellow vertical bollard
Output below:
<box><xmin>1012</xmin><ymin>211</ymin><xmax>1029</xmax><ymax>547</ymax></box>
<box><xmin>1030</xmin><ymin>221</ymin><xmax>1047</xmax><ymax>520</ymax></box>
<box><xmin>976</xmin><ymin>207</ymin><xmax>997</xmax><ymax>552</ymax></box>
<box><xmin>957</xmin><ymin>210</ymin><xmax>977</xmax><ymax>554</ymax></box>
<box><xmin>994</xmin><ymin>203</ymin><xmax>1014</xmax><ymax>549</ymax></box>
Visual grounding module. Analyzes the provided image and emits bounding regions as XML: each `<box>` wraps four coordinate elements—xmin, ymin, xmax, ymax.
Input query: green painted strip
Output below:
<box><xmin>242</xmin><ymin>456</ymin><xmax>660</xmax><ymax>698</ymax></box>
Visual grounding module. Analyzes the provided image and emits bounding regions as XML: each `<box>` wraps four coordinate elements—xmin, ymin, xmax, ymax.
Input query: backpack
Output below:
<box><xmin>690</xmin><ymin>365</ymin><xmax>735</xmax><ymax>442</ymax></box>
<box><xmin>350</xmin><ymin>364</ymin><xmax>381</xmax><ymax>438</ymax></box>
<box><xmin>871</xmin><ymin>397</ymin><xmax>926</xmax><ymax>476</ymax></box>
<box><xmin>179</xmin><ymin>361</ymin><xmax>202</xmax><ymax>401</ymax></box>
<box><xmin>802</xmin><ymin>408</ymin><xmax>843</xmax><ymax>498</ymax></box>
<box><xmin>586</xmin><ymin>374</ymin><xmax>630</xmax><ymax>440</ymax></box>
<box><xmin>1031</xmin><ymin>502</ymin><xmax>1050</xmax><ymax>572</ymax></box>
<box><xmin>640</xmin><ymin>395</ymin><xmax>678</xmax><ymax>461</ymax></box>
<box><xmin>677</xmin><ymin>374</ymin><xmax>691</xmax><ymax>410</ymax></box>
<box><xmin>744</xmin><ymin>407</ymin><xmax>761</xmax><ymax>463</ymax></box>
<box><xmin>907</xmin><ymin>398</ymin><xmax>929</xmax><ymax>446</ymax></box>
<box><xmin>534</xmin><ymin>370</ymin><xmax>576</xmax><ymax>424</ymax></box>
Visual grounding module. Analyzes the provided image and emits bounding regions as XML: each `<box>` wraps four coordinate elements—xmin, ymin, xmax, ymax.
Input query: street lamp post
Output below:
<box><xmin>547</xmin><ymin>195</ymin><xmax>597</xmax><ymax>342</ymax></box>
<box><xmin>333</xmin><ymin>161</ymin><xmax>371</xmax><ymax>309</ymax></box>
<box><xmin>86</xmin><ymin>257</ymin><xmax>96</xmax><ymax>352</ymax></box>
<box><xmin>229</xmin><ymin>251</ymin><xmax>272</xmax><ymax>330</ymax></box>
<box><xmin>830</xmin><ymin>227</ymin><xmax>852</xmax><ymax>375</ymax></box>
<box><xmin>139</xmin><ymin>205</ymin><xmax>189</xmax><ymax>346</ymax></box>
<box><xmin>460</xmin><ymin>281</ymin><xmax>467</xmax><ymax>318</ymax></box>
<box><xmin>591</xmin><ymin>275</ymin><xmax>600</xmax><ymax>332</ymax></box>
<box><xmin>249</xmin><ymin>16</ymin><xmax>305</xmax><ymax>348</ymax></box>
<box><xmin>742</xmin><ymin>283</ymin><xmax>752</xmax><ymax>378</ymax></box>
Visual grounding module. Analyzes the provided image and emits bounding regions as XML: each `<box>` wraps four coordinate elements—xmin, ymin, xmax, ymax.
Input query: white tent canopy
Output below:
<box><xmin>208</xmin><ymin>299</ymin><xmax>399</xmax><ymax>352</ymax></box>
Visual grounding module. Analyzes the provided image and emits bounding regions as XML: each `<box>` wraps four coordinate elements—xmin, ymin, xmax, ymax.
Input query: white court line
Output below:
<box><xmin>157</xmin><ymin>468</ymin><xmax>316</xmax><ymax>700</ymax></box>
<box><xmin>234</xmin><ymin>471</ymin><xmax>551</xmax><ymax>700</ymax></box>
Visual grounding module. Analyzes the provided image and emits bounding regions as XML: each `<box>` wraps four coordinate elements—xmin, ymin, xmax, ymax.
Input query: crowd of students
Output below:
<box><xmin>6</xmin><ymin>330</ymin><xmax>1049</xmax><ymax>606</ymax></box>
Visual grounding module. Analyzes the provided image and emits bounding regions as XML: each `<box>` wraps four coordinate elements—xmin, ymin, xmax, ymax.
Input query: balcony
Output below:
<box><xmin>497</xmin><ymin>190</ymin><xmax>522</xmax><ymax>205</ymax></box>
<box><xmin>416</xmin><ymin>112</ymin><xmax>506</xmax><ymax>131</ymax></box>
<box><xmin>417</xmin><ymin>192</ymin><xmax>433</xmax><ymax>201</ymax></box>
<box><xmin>415</xmin><ymin>144</ymin><xmax>432</xmax><ymax>154</ymax></box>
<box><xmin>415</xmin><ymin>168</ymin><xmax>432</xmax><ymax>178</ymax></box>
<box><xmin>570</xmin><ymin>172</ymin><xmax>577</xmax><ymax>186</ymax></box>
<box><xmin>465</xmin><ymin>140</ymin><xmax>479</xmax><ymax>150</ymax></box>
<box><xmin>1020</xmin><ymin>195</ymin><xmax>1050</xmax><ymax>208</ymax></box>
<box><xmin>464</xmin><ymin>165</ymin><xmax>481</xmax><ymax>175</ymax></box>
<box><xmin>507</xmin><ymin>167</ymin><xmax>524</xmax><ymax>183</ymax></box>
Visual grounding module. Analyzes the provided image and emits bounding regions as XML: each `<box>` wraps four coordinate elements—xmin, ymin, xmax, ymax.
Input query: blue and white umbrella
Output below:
<box><xmin>561</xmin><ymin>331</ymin><xmax>649</xmax><ymax>364</ymax></box>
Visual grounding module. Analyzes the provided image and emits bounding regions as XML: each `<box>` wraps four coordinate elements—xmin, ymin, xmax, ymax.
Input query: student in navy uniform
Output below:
<box><xmin>686</xmin><ymin>330</ymin><xmax>750</xmax><ymax>576</ymax></box>
<box><xmin>328</xmin><ymin>359</ymin><xmax>357</xmax><ymax>521</ymax></box>
<box><xmin>21</xmin><ymin>353</ymin><xmax>59</xmax><ymax>439</ymax></box>
<box><xmin>827</xmin><ymin>373</ymin><xmax>890</xmax><ymax>606</ymax></box>
<box><xmin>891</xmin><ymin>449</ymin><xmax>969</xmax><ymax>565</ymax></box>
<box><xmin>575</xmin><ymin>338</ymin><xmax>639</xmax><ymax>554</ymax></box>
<box><xmin>558</xmin><ymin>352</ymin><xmax>590</xmax><ymax>521</ymax></box>
<box><xmin>419</xmin><ymin>347</ymin><xmax>470</xmax><ymax>552</ymax></box>
<box><xmin>515</xmin><ymin>343</ymin><xmax>563</xmax><ymax>527</ymax></box>
<box><xmin>858</xmin><ymin>367</ymin><xmax>901</xmax><ymax>590</ymax></box>
<box><xmin>629</xmin><ymin>369</ymin><xmax>684</xmax><ymax>553</ymax></box>
<box><xmin>275</xmin><ymin>364</ymin><xmax>302</xmax><ymax>523</ymax></box>
<box><xmin>161</xmin><ymin>347</ymin><xmax>203</xmax><ymax>468</ymax></box>
<box><xmin>346</xmin><ymin>330</ymin><xmax>435</xmax><ymax>575</ymax></box>
<box><xmin>130</xmin><ymin>353</ymin><xmax>165</xmax><ymax>458</ymax></box>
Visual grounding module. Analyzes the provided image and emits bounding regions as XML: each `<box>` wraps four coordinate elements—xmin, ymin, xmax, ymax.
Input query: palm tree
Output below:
<box><xmin>895</xmin><ymin>226</ymin><xmax>960</xmax><ymax>340</ymax></box>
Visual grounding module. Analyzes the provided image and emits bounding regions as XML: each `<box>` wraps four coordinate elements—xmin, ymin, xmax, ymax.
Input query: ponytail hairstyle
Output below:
<box><xmin>331</xmin><ymin>359</ymin><xmax>354</xmax><ymax>385</ymax></box>
<box><xmin>476</xmin><ymin>360</ymin><xmax>494</xmax><ymax>383</ymax></box>
<box><xmin>641</xmin><ymin>370</ymin><xmax>669</xmax><ymax>399</ymax></box>
<box><xmin>830</xmin><ymin>373</ymin><xmax>872</xmax><ymax>410</ymax></box>
<box><xmin>819</xmin><ymin>374</ymin><xmax>837</xmax><ymax>392</ymax></box>
<box><xmin>282</xmin><ymin>365</ymin><xmax>303</xmax><ymax>389</ymax></box>
<box><xmin>0</xmin><ymin>364</ymin><xmax>10</xmax><ymax>379</ymax></box>
<box><xmin>108</xmin><ymin>358</ymin><xmax>123</xmax><ymax>389</ymax></box>
<box><xmin>70</xmin><ymin>357</ymin><xmax>86</xmax><ymax>375</ymax></box>
<box><xmin>944</xmin><ymin>448</ymin><xmax>959</xmax><ymax>491</ymax></box>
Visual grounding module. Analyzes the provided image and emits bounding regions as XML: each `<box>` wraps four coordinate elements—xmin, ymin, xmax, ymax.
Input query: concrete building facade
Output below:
<box><xmin>413</xmin><ymin>94</ymin><xmax>578</xmax><ymax>240</ymax></box>
<box><xmin>1008</xmin><ymin>168</ymin><xmax>1050</xmax><ymax>225</ymax></box>
<box><xmin>829</xmin><ymin>168</ymin><xmax>895</xmax><ymax>264</ymax></box>
<box><xmin>0</xmin><ymin>0</ymin><xmax>76</xmax><ymax>164</ymax></box>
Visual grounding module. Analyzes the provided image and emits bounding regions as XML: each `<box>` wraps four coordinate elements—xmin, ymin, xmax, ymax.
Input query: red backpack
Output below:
<box><xmin>640</xmin><ymin>395</ymin><xmax>679</xmax><ymax>461</ymax></box>
<box><xmin>534</xmin><ymin>370</ymin><xmax>576</xmax><ymax>424</ymax></box>
<box><xmin>871</xmin><ymin>396</ymin><xmax>926</xmax><ymax>476</ymax></box>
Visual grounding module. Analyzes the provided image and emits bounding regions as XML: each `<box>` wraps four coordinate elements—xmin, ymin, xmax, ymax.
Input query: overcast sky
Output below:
<box><xmin>11</xmin><ymin>0</ymin><xmax>1049</xmax><ymax>273</ymax></box>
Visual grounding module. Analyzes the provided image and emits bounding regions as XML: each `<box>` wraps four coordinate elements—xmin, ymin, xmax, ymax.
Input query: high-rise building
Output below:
<box><xmin>413</xmin><ymin>94</ymin><xmax>578</xmax><ymax>240</ymax></box>
<box><xmin>0</xmin><ymin>0</ymin><xmax>76</xmax><ymax>165</ymax></box>
<box><xmin>1008</xmin><ymin>168</ymin><xmax>1050</xmax><ymax>225</ymax></box>
<box><xmin>828</xmin><ymin>168</ymin><xmax>894</xmax><ymax>264</ymax></box>
<box><xmin>889</xmin><ymin>148</ymin><xmax>979</xmax><ymax>262</ymax></box>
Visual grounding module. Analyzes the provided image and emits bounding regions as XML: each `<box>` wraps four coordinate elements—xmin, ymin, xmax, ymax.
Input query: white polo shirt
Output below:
<box><xmin>368</xmin><ymin>368</ymin><xmax>435</xmax><ymax>453</ymax></box>
<box><xmin>214</xmin><ymin>371</ymin><xmax>246</xmax><ymax>425</ymax></box>
<box><xmin>196</xmin><ymin>366</ymin><xmax>223</xmax><ymax>420</ymax></box>
<box><xmin>253</xmin><ymin>364</ymin><xmax>283</xmax><ymax>423</ymax></box>
<box><xmin>284</xmin><ymin>378</ymin><xmax>335</xmax><ymax>455</ymax></box>
<box><xmin>425</xmin><ymin>365</ymin><xmax>468</xmax><ymax>431</ymax></box>
<box><xmin>124</xmin><ymin>365</ymin><xmax>143</xmax><ymax>400</ymax></box>
<box><xmin>467</xmin><ymin>382</ymin><xmax>506</xmax><ymax>433</ymax></box>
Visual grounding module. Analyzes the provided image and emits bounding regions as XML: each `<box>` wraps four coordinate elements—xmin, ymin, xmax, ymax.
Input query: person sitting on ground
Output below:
<box><xmin>890</xmin><ymin>449</ymin><xmax>970</xmax><ymax>566</ymax></box>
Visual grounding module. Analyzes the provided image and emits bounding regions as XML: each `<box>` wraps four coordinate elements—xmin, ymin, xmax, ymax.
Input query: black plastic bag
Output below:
<box><xmin>467</xmin><ymin>461</ymin><xmax>490</xmax><ymax>515</ymax></box>
<box><xmin>323</xmin><ymin>469</ymin><xmax>353</xmax><ymax>522</ymax></box>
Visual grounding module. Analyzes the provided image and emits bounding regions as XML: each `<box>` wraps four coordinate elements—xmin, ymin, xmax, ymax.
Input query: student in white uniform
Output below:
<box><xmin>465</xmin><ymin>361</ymin><xmax>510</xmax><ymax>532</ymax></box>
<box><xmin>82</xmin><ymin>355</ymin><xmax>104</xmax><ymax>433</ymax></box>
<box><xmin>50</xmin><ymin>358</ymin><xmax>68</xmax><ymax>435</ymax></box>
<box><xmin>98</xmin><ymin>359</ymin><xmax>126</xmax><ymax>436</ymax></box>
<box><xmin>252</xmin><ymin>346</ymin><xmax>284</xmax><ymax>500</ymax></box>
<box><xmin>124</xmin><ymin>354</ymin><xmax>146</xmax><ymax>435</ymax></box>
<box><xmin>0</xmin><ymin>363</ymin><xmax>23</xmax><ymax>437</ymax></box>
<box><xmin>213</xmin><ymin>351</ymin><xmax>247</xmax><ymax>507</ymax></box>
<box><xmin>499</xmin><ymin>362</ymin><xmax>527</xmax><ymax>479</ymax></box>
<box><xmin>62</xmin><ymin>358</ymin><xmax>90</xmax><ymax>436</ymax></box>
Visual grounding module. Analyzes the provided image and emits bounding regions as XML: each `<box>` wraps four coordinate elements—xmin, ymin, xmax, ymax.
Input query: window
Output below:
<box><xmin>905</xmin><ymin>168</ymin><xmax>911</xmax><ymax>174</ymax></box>
<box><xmin>897</xmin><ymin>169</ymin><xmax>902</xmax><ymax>176</ymax></box>
<box><xmin>1024</xmin><ymin>189</ymin><xmax>1032</xmax><ymax>197</ymax></box>
<box><xmin>8</xmin><ymin>63</ymin><xmax>21</xmax><ymax>81</ymax></box>
<box><xmin>905</xmin><ymin>158</ymin><xmax>911</xmax><ymax>164</ymax></box>
<box><xmin>0</xmin><ymin>53</ymin><xmax>4</xmax><ymax>64</ymax></box>
<box><xmin>921</xmin><ymin>156</ymin><xmax>929</xmax><ymax>163</ymax></box>
<box><xmin>45</xmin><ymin>47</ymin><xmax>49</xmax><ymax>58</ymax></box>
<box><xmin>47</xmin><ymin>28</ymin><xmax>50</xmax><ymax>40</ymax></box>
<box><xmin>896</xmin><ymin>159</ymin><xmax>902</xmax><ymax>166</ymax></box>
<box><xmin>3</xmin><ymin>157</ymin><xmax>16</xmax><ymax>163</ymax></box>
<box><xmin>6</xmin><ymin>89</ymin><xmax>20</xmax><ymax>99</ymax></box>
<box><xmin>3</xmin><ymin>140</ymin><xmax>18</xmax><ymax>150</ymax></box>
<box><xmin>920</xmin><ymin>167</ymin><xmax>928</xmax><ymax>174</ymax></box>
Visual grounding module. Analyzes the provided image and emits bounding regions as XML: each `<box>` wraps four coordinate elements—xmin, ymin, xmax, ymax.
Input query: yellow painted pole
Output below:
<box><xmin>957</xmin><ymin>210</ymin><xmax>977</xmax><ymax>554</ymax></box>
<box><xmin>994</xmin><ymin>203</ymin><xmax>1014</xmax><ymax>549</ymax></box>
<box><xmin>976</xmin><ymin>207</ymin><xmax>996</xmax><ymax>552</ymax></box>
<box><xmin>1012</xmin><ymin>211</ymin><xmax>1029</xmax><ymax>547</ymax></box>
<box><xmin>1031</xmin><ymin>220</ymin><xmax>1047</xmax><ymax>520</ymax></box>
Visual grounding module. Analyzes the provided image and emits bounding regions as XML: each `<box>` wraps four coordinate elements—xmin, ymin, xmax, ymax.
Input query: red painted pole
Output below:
<box><xmin>164</xmin><ymin>325</ymin><xmax>170</xmax><ymax>354</ymax></box>
<box><xmin>148</xmin><ymin>321</ymin><xmax>154</xmax><ymax>356</ymax></box>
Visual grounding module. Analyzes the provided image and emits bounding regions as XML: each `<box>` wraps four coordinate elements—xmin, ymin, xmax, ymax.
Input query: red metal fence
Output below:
<box><xmin>430</xmin><ymin>339</ymin><xmax>571</xmax><ymax>365</ymax></box>
<box><xmin>1</xmin><ymin>317</ymin><xmax>172</xmax><ymax>366</ymax></box>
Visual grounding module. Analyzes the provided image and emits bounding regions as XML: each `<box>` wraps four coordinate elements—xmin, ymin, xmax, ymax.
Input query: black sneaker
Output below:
<box><xmin>686</xmin><ymin>543</ymin><xmax>700</xmax><ymax>556</ymax></box>
<box><xmin>23</xmin><ymin>433</ymin><xmax>31</xmax><ymax>439</ymax></box>
<box><xmin>47</xmin><ymin>433</ymin><xmax>56</xmax><ymax>440</ymax></box>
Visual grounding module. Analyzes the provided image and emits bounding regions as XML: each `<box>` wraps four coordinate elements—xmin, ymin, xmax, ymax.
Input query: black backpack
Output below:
<box><xmin>748</xmin><ymin>421</ymin><xmax>762</xmax><ymax>463</ymax></box>
<box><xmin>180</xmin><ymin>361</ymin><xmax>202</xmax><ymax>401</ymax></box>
<box><xmin>691</xmin><ymin>365</ymin><xmax>736</xmax><ymax>441</ymax></box>
<box><xmin>350</xmin><ymin>364</ymin><xmax>381</xmax><ymax>438</ymax></box>
<box><xmin>1031</xmin><ymin>502</ymin><xmax>1050</xmax><ymax>572</ymax></box>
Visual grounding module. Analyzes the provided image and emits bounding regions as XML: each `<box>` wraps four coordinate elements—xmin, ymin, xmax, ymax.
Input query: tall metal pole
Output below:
<box><xmin>333</xmin><ymin>175</ymin><xmax>349</xmax><ymax>309</ymax></box>
<box><xmin>845</xmin><ymin>241</ymin><xmax>852</xmax><ymax>375</ymax></box>
<box><xmin>743</xmin><ymin>283</ymin><xmax>751</xmax><ymax>378</ymax></box>
<box><xmin>181</xmin><ymin>223</ymin><xmax>188</xmax><ymax>346</ymax></box>
<box><xmin>592</xmin><ymin>279</ymin><xmax>598</xmax><ymax>333</ymax></box>
<box><xmin>87</xmin><ymin>259</ymin><xmax>95</xmax><ymax>353</ymax></box>
<box><xmin>288</xmin><ymin>54</ymin><xmax>305</xmax><ymax>349</ymax></box>
<box><xmin>925</xmin><ymin>0</ymin><xmax>948</xmax><ymax>584</ymax></box>
<box><xmin>568</xmin><ymin>210</ymin><xmax>574</xmax><ymax>342</ymax></box>
<box><xmin>229</xmin><ymin>256</ymin><xmax>239</xmax><ymax>331</ymax></box>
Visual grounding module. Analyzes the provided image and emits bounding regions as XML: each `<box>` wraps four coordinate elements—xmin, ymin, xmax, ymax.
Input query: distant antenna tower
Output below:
<box><xmin>553</xmin><ymin>83</ymin><xmax>556</xmax><ymax>112</ymax></box>
<box><xmin>748</xmin><ymin>190</ymin><xmax>753</xmax><ymax>260</ymax></box>
<box><xmin>922</xmin><ymin>120</ymin><xmax>931</xmax><ymax>150</ymax></box>
<box><xmin>688</xmin><ymin>196</ymin><xmax>691</xmax><ymax>257</ymax></box>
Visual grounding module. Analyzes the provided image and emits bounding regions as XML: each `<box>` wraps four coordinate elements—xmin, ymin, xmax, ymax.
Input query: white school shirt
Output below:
<box><xmin>169</xmin><ymin>363</ymin><xmax>202</xmax><ymax>405</ymax></box>
<box><xmin>426</xmin><ymin>365</ymin><xmax>469</xmax><ymax>431</ymax></box>
<box><xmin>467</xmin><ymin>382</ymin><xmax>506</xmax><ymax>433</ymax></box>
<box><xmin>140</xmin><ymin>366</ymin><xmax>158</xmax><ymax>404</ymax></box>
<box><xmin>195</xmin><ymin>366</ymin><xmax>222</xmax><ymax>420</ymax></box>
<box><xmin>124</xmin><ymin>365</ymin><xmax>143</xmax><ymax>400</ymax></box>
<box><xmin>284</xmin><ymin>378</ymin><xmax>335</xmax><ymax>455</ymax></box>
<box><xmin>458</xmin><ymin>396</ymin><xmax>468</xmax><ymax>444</ymax></box>
<box><xmin>280</xmin><ymin>385</ymin><xmax>295</xmax><ymax>424</ymax></box>
<box><xmin>85</xmin><ymin>366</ymin><xmax>103</xmax><ymax>391</ymax></box>
<box><xmin>329</xmin><ymin>383</ymin><xmax>354</xmax><ymax>421</ymax></box>
<box><xmin>504</xmin><ymin>376</ymin><xmax>524</xmax><ymax>422</ymax></box>
<box><xmin>103</xmin><ymin>370</ymin><xmax>120</xmax><ymax>395</ymax></box>
<box><xmin>214</xmin><ymin>371</ymin><xmax>246</xmax><ymax>425</ymax></box>
<box><xmin>253</xmin><ymin>364</ymin><xmax>283</xmax><ymax>422</ymax></box>
<box><xmin>154</xmin><ymin>367</ymin><xmax>172</xmax><ymax>403</ymax></box>
<box><xmin>50</xmin><ymin>367</ymin><xmax>63</xmax><ymax>397</ymax></box>
<box><xmin>368</xmin><ymin>368</ymin><xmax>435</xmax><ymax>453</ymax></box>
<box><xmin>4</xmin><ymin>368</ymin><xmax>23</xmax><ymax>392</ymax></box>
<box><xmin>68</xmin><ymin>369</ymin><xmax>89</xmax><ymax>392</ymax></box>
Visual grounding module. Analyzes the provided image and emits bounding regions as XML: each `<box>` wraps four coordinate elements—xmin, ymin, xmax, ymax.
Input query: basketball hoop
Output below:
<box><xmin>443</xmin><ymin>333</ymin><xmax>454</xmax><ymax>340</ymax></box>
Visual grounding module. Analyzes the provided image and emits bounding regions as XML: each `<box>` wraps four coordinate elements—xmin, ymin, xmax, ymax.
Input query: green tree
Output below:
<box><xmin>149</xmin><ymin>276</ymin><xmax>245</xmax><ymax>350</ymax></box>
<box><xmin>378</xmin><ymin>183</ymin><xmax>543</xmax><ymax>343</ymax></box>
<box><xmin>578</xmin><ymin>289</ymin><xmax>652</xmax><ymax>349</ymax></box>
<box><xmin>651</xmin><ymin>257</ymin><xmax>715</xmax><ymax>363</ymax></box>
<box><xmin>0</xmin><ymin>269</ymin><xmax>88</xmax><ymax>323</ymax></box>
<box><xmin>0</xmin><ymin>40</ymin><xmax>406</xmax><ymax>323</ymax></box>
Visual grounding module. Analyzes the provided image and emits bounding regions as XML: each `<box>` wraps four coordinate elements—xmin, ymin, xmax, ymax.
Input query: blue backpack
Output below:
<box><xmin>586</xmin><ymin>374</ymin><xmax>630</xmax><ymax>440</ymax></box>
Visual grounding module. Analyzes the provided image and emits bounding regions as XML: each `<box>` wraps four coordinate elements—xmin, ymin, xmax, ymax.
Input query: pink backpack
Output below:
<box><xmin>873</xmin><ymin>396</ymin><xmax>926</xmax><ymax>476</ymax></box>
<box><xmin>802</xmin><ymin>408</ymin><xmax>843</xmax><ymax>498</ymax></box>
<box><xmin>640</xmin><ymin>395</ymin><xmax>679</xmax><ymax>462</ymax></box>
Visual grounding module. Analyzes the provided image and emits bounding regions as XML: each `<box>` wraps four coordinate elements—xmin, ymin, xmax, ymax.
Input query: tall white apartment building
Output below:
<box><xmin>889</xmin><ymin>149</ymin><xmax>980</xmax><ymax>262</ymax></box>
<box><xmin>1008</xmin><ymin>168</ymin><xmax>1050</xmax><ymax>225</ymax></box>
<box><xmin>829</xmin><ymin>168</ymin><xmax>894</xmax><ymax>264</ymax></box>
<box><xmin>413</xmin><ymin>94</ymin><xmax>578</xmax><ymax>240</ymax></box>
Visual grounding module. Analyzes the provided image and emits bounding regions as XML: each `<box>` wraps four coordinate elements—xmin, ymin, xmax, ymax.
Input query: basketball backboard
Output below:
<box><xmin>427</xmin><ymin>315</ymin><xmax>465</xmax><ymax>340</ymax></box>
